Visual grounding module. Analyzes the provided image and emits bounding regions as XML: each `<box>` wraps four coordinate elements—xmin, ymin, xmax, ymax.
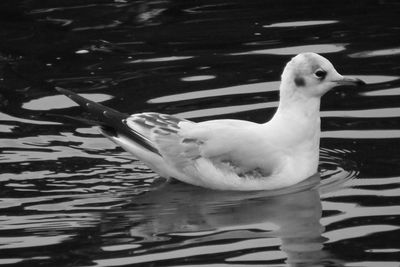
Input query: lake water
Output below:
<box><xmin>1</xmin><ymin>0</ymin><xmax>400</xmax><ymax>266</ymax></box>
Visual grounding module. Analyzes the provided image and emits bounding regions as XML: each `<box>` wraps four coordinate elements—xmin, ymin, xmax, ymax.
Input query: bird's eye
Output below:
<box><xmin>314</xmin><ymin>69</ymin><xmax>327</xmax><ymax>79</ymax></box>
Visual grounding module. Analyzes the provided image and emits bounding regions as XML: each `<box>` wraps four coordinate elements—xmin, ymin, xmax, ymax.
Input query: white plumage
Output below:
<box><xmin>57</xmin><ymin>52</ymin><xmax>364</xmax><ymax>191</ymax></box>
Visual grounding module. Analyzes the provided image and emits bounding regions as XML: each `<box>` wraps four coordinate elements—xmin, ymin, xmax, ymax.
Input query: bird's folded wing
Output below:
<box><xmin>125</xmin><ymin>114</ymin><xmax>266</xmax><ymax>177</ymax></box>
<box><xmin>125</xmin><ymin>113</ymin><xmax>204</xmax><ymax>162</ymax></box>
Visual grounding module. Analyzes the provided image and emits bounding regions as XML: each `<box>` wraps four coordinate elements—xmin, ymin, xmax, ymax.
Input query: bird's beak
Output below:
<box><xmin>333</xmin><ymin>76</ymin><xmax>366</xmax><ymax>87</ymax></box>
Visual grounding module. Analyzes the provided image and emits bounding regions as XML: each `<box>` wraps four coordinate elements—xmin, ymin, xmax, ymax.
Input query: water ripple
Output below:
<box><xmin>129</xmin><ymin>56</ymin><xmax>194</xmax><ymax>64</ymax></box>
<box><xmin>349</xmin><ymin>47</ymin><xmax>400</xmax><ymax>58</ymax></box>
<box><xmin>0</xmin><ymin>235</ymin><xmax>73</xmax><ymax>249</ymax></box>
<box><xmin>1</xmin><ymin>0</ymin><xmax>399</xmax><ymax>266</ymax></box>
<box><xmin>23</xmin><ymin>93</ymin><xmax>113</xmax><ymax>111</ymax></box>
<box><xmin>148</xmin><ymin>81</ymin><xmax>279</xmax><ymax>103</ymax></box>
<box><xmin>230</xmin><ymin>44</ymin><xmax>347</xmax><ymax>56</ymax></box>
<box><xmin>263</xmin><ymin>20</ymin><xmax>338</xmax><ymax>28</ymax></box>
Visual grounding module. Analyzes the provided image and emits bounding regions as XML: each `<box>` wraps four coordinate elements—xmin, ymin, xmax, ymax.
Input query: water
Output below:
<box><xmin>1</xmin><ymin>0</ymin><xmax>400</xmax><ymax>266</ymax></box>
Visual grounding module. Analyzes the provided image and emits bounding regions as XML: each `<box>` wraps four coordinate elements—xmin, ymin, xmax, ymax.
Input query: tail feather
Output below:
<box><xmin>55</xmin><ymin>87</ymin><xmax>128</xmax><ymax>124</ymax></box>
<box><xmin>56</xmin><ymin>87</ymin><xmax>161</xmax><ymax>155</ymax></box>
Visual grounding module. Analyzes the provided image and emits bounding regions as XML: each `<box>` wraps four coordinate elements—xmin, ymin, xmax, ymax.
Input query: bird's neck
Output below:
<box><xmin>276</xmin><ymin>94</ymin><xmax>321</xmax><ymax>121</ymax></box>
<box><xmin>275</xmin><ymin>83</ymin><xmax>321</xmax><ymax>122</ymax></box>
<box><xmin>269</xmin><ymin>85</ymin><xmax>322</xmax><ymax>142</ymax></box>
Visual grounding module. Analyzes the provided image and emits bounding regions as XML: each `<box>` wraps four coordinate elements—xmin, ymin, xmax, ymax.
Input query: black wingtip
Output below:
<box><xmin>55</xmin><ymin>86</ymin><xmax>68</xmax><ymax>94</ymax></box>
<box><xmin>55</xmin><ymin>86</ymin><xmax>78</xmax><ymax>99</ymax></box>
<box><xmin>56</xmin><ymin>86</ymin><xmax>128</xmax><ymax>126</ymax></box>
<box><xmin>55</xmin><ymin>87</ymin><xmax>87</xmax><ymax>107</ymax></box>
<box><xmin>55</xmin><ymin>86</ymin><xmax>162</xmax><ymax>156</ymax></box>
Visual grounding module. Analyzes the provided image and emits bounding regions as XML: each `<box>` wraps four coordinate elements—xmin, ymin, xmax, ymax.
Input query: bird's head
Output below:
<box><xmin>280</xmin><ymin>53</ymin><xmax>365</xmax><ymax>98</ymax></box>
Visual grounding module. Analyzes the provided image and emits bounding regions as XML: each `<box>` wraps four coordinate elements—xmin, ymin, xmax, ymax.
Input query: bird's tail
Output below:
<box><xmin>55</xmin><ymin>87</ymin><xmax>159</xmax><ymax>154</ymax></box>
<box><xmin>55</xmin><ymin>87</ymin><xmax>128</xmax><ymax>127</ymax></box>
<box><xmin>55</xmin><ymin>86</ymin><xmax>130</xmax><ymax>138</ymax></box>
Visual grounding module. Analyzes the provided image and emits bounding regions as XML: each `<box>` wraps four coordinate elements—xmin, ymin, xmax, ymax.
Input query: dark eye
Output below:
<box><xmin>315</xmin><ymin>69</ymin><xmax>327</xmax><ymax>79</ymax></box>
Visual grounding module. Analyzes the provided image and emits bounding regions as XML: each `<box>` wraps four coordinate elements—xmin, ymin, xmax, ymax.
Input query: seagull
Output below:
<box><xmin>56</xmin><ymin>52</ymin><xmax>365</xmax><ymax>191</ymax></box>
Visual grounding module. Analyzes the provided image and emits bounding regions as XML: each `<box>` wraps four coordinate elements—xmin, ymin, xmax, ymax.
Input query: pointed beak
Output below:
<box><xmin>333</xmin><ymin>76</ymin><xmax>366</xmax><ymax>87</ymax></box>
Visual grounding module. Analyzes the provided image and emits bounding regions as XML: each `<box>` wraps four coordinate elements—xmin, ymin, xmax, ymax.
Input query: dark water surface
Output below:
<box><xmin>1</xmin><ymin>0</ymin><xmax>400</xmax><ymax>266</ymax></box>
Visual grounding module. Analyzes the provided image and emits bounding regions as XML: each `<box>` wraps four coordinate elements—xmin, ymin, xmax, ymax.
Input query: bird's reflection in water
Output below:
<box><xmin>101</xmin><ymin>174</ymin><xmax>343</xmax><ymax>266</ymax></box>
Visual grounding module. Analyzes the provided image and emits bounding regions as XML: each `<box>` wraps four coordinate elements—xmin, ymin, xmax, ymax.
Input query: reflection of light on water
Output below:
<box><xmin>322</xmin><ymin>130</ymin><xmax>400</xmax><ymax>139</ymax></box>
<box><xmin>349</xmin><ymin>47</ymin><xmax>400</xmax><ymax>58</ymax></box>
<box><xmin>22</xmin><ymin>94</ymin><xmax>113</xmax><ymax>110</ymax></box>
<box><xmin>180</xmin><ymin>75</ymin><xmax>216</xmax><ymax>82</ymax></box>
<box><xmin>362</xmin><ymin>87</ymin><xmax>400</xmax><ymax>96</ymax></box>
<box><xmin>0</xmin><ymin>133</ymin><xmax>120</xmax><ymax>164</ymax></box>
<box><xmin>0</xmin><ymin>235</ymin><xmax>73</xmax><ymax>249</ymax></box>
<box><xmin>0</xmin><ymin>111</ymin><xmax>60</xmax><ymax>125</ymax></box>
<box><xmin>230</xmin><ymin>44</ymin><xmax>347</xmax><ymax>56</ymax></box>
<box><xmin>324</xmin><ymin>224</ymin><xmax>399</xmax><ymax>244</ymax></box>
<box><xmin>0</xmin><ymin>259</ymin><xmax>23</xmax><ymax>264</ymax></box>
<box><xmin>0</xmin><ymin>124</ymin><xmax>16</xmax><ymax>133</ymax></box>
<box><xmin>263</xmin><ymin>20</ymin><xmax>338</xmax><ymax>28</ymax></box>
<box><xmin>102</xmin><ymin>244</ymin><xmax>142</xmax><ymax>252</ymax></box>
<box><xmin>184</xmin><ymin>3</ymin><xmax>234</xmax><ymax>13</ymax></box>
<box><xmin>29</xmin><ymin>4</ymin><xmax>106</xmax><ymax>14</ymax></box>
<box><xmin>148</xmin><ymin>81</ymin><xmax>279</xmax><ymax>103</ymax></box>
<box><xmin>75</xmin><ymin>49</ymin><xmax>90</xmax><ymax>54</ymax></box>
<box><xmin>43</xmin><ymin>17</ymin><xmax>73</xmax><ymax>26</ymax></box>
<box><xmin>226</xmin><ymin>249</ymin><xmax>286</xmax><ymax>262</ymax></box>
<box><xmin>94</xmin><ymin>238</ymin><xmax>285</xmax><ymax>267</ymax></box>
<box><xmin>129</xmin><ymin>56</ymin><xmax>194</xmax><ymax>63</ymax></box>
<box><xmin>322</xmin><ymin>107</ymin><xmax>400</xmax><ymax>118</ymax></box>
<box><xmin>350</xmin><ymin>75</ymin><xmax>399</xmax><ymax>84</ymax></box>
<box><xmin>72</xmin><ymin>20</ymin><xmax>123</xmax><ymax>31</ymax></box>
<box><xmin>347</xmin><ymin>261</ymin><xmax>400</xmax><ymax>267</ymax></box>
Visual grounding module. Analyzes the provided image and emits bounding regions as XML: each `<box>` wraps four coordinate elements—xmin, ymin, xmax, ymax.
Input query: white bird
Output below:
<box><xmin>56</xmin><ymin>52</ymin><xmax>364</xmax><ymax>191</ymax></box>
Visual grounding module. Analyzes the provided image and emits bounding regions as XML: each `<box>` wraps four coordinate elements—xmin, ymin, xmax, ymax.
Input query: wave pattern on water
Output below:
<box><xmin>0</xmin><ymin>0</ymin><xmax>400</xmax><ymax>266</ymax></box>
